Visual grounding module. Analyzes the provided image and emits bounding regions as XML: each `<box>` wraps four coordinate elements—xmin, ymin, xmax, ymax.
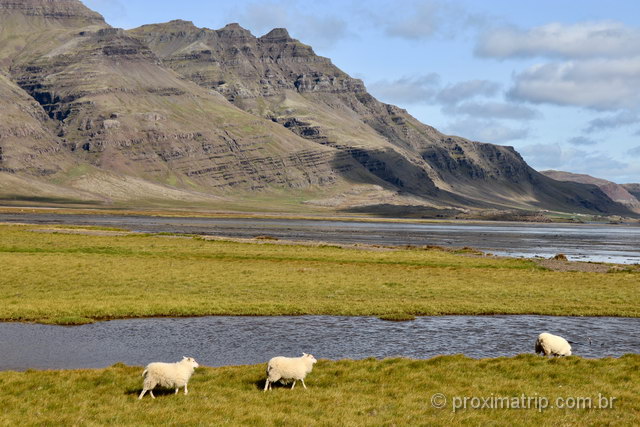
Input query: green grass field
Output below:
<box><xmin>0</xmin><ymin>224</ymin><xmax>639</xmax><ymax>324</ymax></box>
<box><xmin>1</xmin><ymin>356</ymin><xmax>638</xmax><ymax>425</ymax></box>
<box><xmin>1</xmin><ymin>223</ymin><xmax>639</xmax><ymax>425</ymax></box>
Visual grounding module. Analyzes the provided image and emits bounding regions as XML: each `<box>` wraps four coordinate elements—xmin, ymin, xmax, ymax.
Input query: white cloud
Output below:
<box><xmin>233</xmin><ymin>1</ymin><xmax>351</xmax><ymax>48</ymax></box>
<box><xmin>368</xmin><ymin>74</ymin><xmax>441</xmax><ymax>105</ymax></box>
<box><xmin>235</xmin><ymin>2</ymin><xmax>289</xmax><ymax>31</ymax></box>
<box><xmin>476</xmin><ymin>21</ymin><xmax>640</xmax><ymax>59</ymax></box>
<box><xmin>585</xmin><ymin>111</ymin><xmax>639</xmax><ymax>133</ymax></box>
<box><xmin>445</xmin><ymin>118</ymin><xmax>529</xmax><ymax>143</ymax></box>
<box><xmin>519</xmin><ymin>143</ymin><xmax>632</xmax><ymax>182</ymax></box>
<box><xmin>443</xmin><ymin>101</ymin><xmax>540</xmax><ymax>120</ymax></box>
<box><xmin>383</xmin><ymin>1</ymin><xmax>488</xmax><ymax>41</ymax></box>
<box><xmin>568</xmin><ymin>136</ymin><xmax>597</xmax><ymax>146</ymax></box>
<box><xmin>435</xmin><ymin>80</ymin><xmax>500</xmax><ymax>105</ymax></box>
<box><xmin>384</xmin><ymin>2</ymin><xmax>442</xmax><ymax>40</ymax></box>
<box><xmin>507</xmin><ymin>58</ymin><xmax>640</xmax><ymax>110</ymax></box>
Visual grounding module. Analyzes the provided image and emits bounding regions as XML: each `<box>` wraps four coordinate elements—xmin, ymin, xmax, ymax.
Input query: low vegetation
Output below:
<box><xmin>0</xmin><ymin>224</ymin><xmax>638</xmax><ymax>324</ymax></box>
<box><xmin>1</xmin><ymin>356</ymin><xmax>638</xmax><ymax>425</ymax></box>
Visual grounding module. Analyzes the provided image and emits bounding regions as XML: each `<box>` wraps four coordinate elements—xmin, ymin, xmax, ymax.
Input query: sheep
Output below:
<box><xmin>264</xmin><ymin>353</ymin><xmax>317</xmax><ymax>391</ymax></box>
<box><xmin>138</xmin><ymin>356</ymin><xmax>199</xmax><ymax>399</ymax></box>
<box><xmin>535</xmin><ymin>332</ymin><xmax>572</xmax><ymax>356</ymax></box>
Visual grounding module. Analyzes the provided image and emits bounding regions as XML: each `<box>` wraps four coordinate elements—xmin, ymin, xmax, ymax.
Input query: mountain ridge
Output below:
<box><xmin>0</xmin><ymin>0</ymin><xmax>635</xmax><ymax>217</ymax></box>
<box><xmin>540</xmin><ymin>170</ymin><xmax>640</xmax><ymax>213</ymax></box>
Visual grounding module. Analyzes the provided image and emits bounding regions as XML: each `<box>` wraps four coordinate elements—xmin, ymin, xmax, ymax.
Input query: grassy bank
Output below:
<box><xmin>1</xmin><ymin>356</ymin><xmax>638</xmax><ymax>425</ymax></box>
<box><xmin>0</xmin><ymin>224</ymin><xmax>639</xmax><ymax>324</ymax></box>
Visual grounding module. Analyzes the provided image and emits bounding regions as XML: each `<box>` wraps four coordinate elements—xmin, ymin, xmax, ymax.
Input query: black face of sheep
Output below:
<box><xmin>138</xmin><ymin>356</ymin><xmax>200</xmax><ymax>399</ymax></box>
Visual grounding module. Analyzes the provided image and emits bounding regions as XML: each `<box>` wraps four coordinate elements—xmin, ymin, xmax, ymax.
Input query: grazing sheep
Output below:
<box><xmin>138</xmin><ymin>356</ymin><xmax>199</xmax><ymax>399</ymax></box>
<box><xmin>264</xmin><ymin>353</ymin><xmax>317</xmax><ymax>391</ymax></box>
<box><xmin>535</xmin><ymin>333</ymin><xmax>572</xmax><ymax>356</ymax></box>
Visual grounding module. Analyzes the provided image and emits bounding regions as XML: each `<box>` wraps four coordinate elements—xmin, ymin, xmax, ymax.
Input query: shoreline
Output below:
<box><xmin>1</xmin><ymin>223</ymin><xmax>638</xmax><ymax>325</ymax></box>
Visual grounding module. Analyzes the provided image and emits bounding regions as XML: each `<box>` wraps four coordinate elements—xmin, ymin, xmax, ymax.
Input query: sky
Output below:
<box><xmin>84</xmin><ymin>0</ymin><xmax>640</xmax><ymax>184</ymax></box>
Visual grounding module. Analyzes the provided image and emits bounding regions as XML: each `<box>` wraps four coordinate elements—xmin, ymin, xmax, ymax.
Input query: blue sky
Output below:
<box><xmin>84</xmin><ymin>0</ymin><xmax>640</xmax><ymax>184</ymax></box>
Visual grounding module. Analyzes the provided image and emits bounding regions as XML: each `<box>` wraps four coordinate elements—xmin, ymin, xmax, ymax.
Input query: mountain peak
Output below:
<box><xmin>260</xmin><ymin>28</ymin><xmax>293</xmax><ymax>42</ymax></box>
<box><xmin>166</xmin><ymin>19</ymin><xmax>196</xmax><ymax>28</ymax></box>
<box><xmin>216</xmin><ymin>23</ymin><xmax>254</xmax><ymax>41</ymax></box>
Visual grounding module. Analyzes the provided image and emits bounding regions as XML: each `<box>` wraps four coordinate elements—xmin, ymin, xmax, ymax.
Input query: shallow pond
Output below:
<box><xmin>1</xmin><ymin>315</ymin><xmax>638</xmax><ymax>371</ymax></box>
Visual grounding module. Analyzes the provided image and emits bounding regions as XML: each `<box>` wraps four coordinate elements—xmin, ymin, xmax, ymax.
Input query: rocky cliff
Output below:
<box><xmin>0</xmin><ymin>0</ymin><xmax>634</xmax><ymax>215</ymax></box>
<box><xmin>1</xmin><ymin>1</ymin><xmax>375</xmax><ymax>205</ymax></box>
<box><xmin>128</xmin><ymin>19</ymin><xmax>629</xmax><ymax>214</ymax></box>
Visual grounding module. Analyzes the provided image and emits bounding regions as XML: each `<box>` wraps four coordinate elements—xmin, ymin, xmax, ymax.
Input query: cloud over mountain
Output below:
<box><xmin>476</xmin><ymin>21</ymin><xmax>640</xmax><ymax>59</ymax></box>
<box><xmin>507</xmin><ymin>58</ymin><xmax>640</xmax><ymax>111</ymax></box>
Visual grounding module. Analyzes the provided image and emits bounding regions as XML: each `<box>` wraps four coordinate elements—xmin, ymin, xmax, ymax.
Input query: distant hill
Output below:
<box><xmin>622</xmin><ymin>183</ymin><xmax>640</xmax><ymax>200</ymax></box>
<box><xmin>0</xmin><ymin>0</ymin><xmax>635</xmax><ymax>217</ymax></box>
<box><xmin>541</xmin><ymin>170</ymin><xmax>640</xmax><ymax>213</ymax></box>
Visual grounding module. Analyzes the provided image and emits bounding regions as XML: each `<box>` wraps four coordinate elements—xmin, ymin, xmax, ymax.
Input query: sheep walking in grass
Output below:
<box><xmin>264</xmin><ymin>353</ymin><xmax>317</xmax><ymax>391</ymax></box>
<box><xmin>535</xmin><ymin>333</ymin><xmax>572</xmax><ymax>356</ymax></box>
<box><xmin>138</xmin><ymin>356</ymin><xmax>200</xmax><ymax>399</ymax></box>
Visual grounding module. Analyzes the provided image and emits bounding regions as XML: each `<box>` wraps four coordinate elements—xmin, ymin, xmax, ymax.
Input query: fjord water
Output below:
<box><xmin>1</xmin><ymin>316</ymin><xmax>638</xmax><ymax>370</ymax></box>
<box><xmin>1</xmin><ymin>213</ymin><xmax>639</xmax><ymax>263</ymax></box>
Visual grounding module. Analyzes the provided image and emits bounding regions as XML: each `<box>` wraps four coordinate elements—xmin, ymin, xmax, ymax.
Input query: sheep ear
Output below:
<box><xmin>302</xmin><ymin>352</ymin><xmax>307</xmax><ymax>356</ymax></box>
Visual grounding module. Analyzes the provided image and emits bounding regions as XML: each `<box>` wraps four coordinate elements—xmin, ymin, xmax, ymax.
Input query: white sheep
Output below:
<box><xmin>535</xmin><ymin>332</ymin><xmax>572</xmax><ymax>356</ymax></box>
<box><xmin>264</xmin><ymin>353</ymin><xmax>317</xmax><ymax>391</ymax></box>
<box><xmin>138</xmin><ymin>356</ymin><xmax>200</xmax><ymax>399</ymax></box>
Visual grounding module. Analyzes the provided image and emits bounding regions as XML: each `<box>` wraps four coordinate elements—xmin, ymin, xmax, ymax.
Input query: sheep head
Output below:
<box><xmin>302</xmin><ymin>353</ymin><xmax>317</xmax><ymax>364</ymax></box>
<box><xmin>181</xmin><ymin>356</ymin><xmax>200</xmax><ymax>368</ymax></box>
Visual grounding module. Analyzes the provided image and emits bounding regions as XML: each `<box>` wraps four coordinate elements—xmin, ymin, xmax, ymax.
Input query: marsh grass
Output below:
<box><xmin>0</xmin><ymin>224</ymin><xmax>638</xmax><ymax>324</ymax></box>
<box><xmin>0</xmin><ymin>356</ymin><xmax>638</xmax><ymax>425</ymax></box>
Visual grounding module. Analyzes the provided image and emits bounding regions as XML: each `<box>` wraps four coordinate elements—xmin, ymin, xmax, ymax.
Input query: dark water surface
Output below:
<box><xmin>1</xmin><ymin>316</ymin><xmax>638</xmax><ymax>371</ymax></box>
<box><xmin>1</xmin><ymin>213</ymin><xmax>639</xmax><ymax>263</ymax></box>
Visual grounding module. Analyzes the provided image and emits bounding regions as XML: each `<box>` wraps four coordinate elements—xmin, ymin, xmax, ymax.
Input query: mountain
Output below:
<box><xmin>128</xmin><ymin>20</ymin><xmax>632</xmax><ymax>215</ymax></box>
<box><xmin>622</xmin><ymin>183</ymin><xmax>640</xmax><ymax>200</ymax></box>
<box><xmin>541</xmin><ymin>171</ymin><xmax>640</xmax><ymax>213</ymax></box>
<box><xmin>0</xmin><ymin>0</ymin><xmax>635</xmax><ymax>217</ymax></box>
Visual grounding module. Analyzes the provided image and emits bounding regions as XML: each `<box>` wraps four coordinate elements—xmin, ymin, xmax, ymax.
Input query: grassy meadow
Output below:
<box><xmin>1</xmin><ymin>222</ymin><xmax>639</xmax><ymax>425</ymax></box>
<box><xmin>0</xmin><ymin>223</ymin><xmax>639</xmax><ymax>324</ymax></box>
<box><xmin>1</xmin><ymin>356</ymin><xmax>638</xmax><ymax>425</ymax></box>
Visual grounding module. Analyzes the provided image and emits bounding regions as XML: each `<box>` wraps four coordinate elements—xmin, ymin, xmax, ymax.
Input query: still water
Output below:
<box><xmin>1</xmin><ymin>213</ymin><xmax>639</xmax><ymax>263</ymax></box>
<box><xmin>1</xmin><ymin>315</ymin><xmax>638</xmax><ymax>371</ymax></box>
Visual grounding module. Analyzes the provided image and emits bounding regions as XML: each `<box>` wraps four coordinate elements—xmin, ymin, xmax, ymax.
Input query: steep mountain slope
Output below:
<box><xmin>0</xmin><ymin>0</ymin><xmax>379</xmax><ymax>205</ymax></box>
<box><xmin>623</xmin><ymin>183</ymin><xmax>640</xmax><ymax>200</ymax></box>
<box><xmin>541</xmin><ymin>170</ymin><xmax>640</xmax><ymax>213</ymax></box>
<box><xmin>128</xmin><ymin>20</ymin><xmax>629</xmax><ymax>214</ymax></box>
<box><xmin>0</xmin><ymin>70</ymin><xmax>74</xmax><ymax>175</ymax></box>
<box><xmin>0</xmin><ymin>1</ymin><xmax>634</xmax><ymax>215</ymax></box>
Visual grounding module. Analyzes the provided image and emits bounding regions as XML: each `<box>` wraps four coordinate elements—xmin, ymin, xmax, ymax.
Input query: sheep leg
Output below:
<box><xmin>149</xmin><ymin>390</ymin><xmax>155</xmax><ymax>399</ymax></box>
<box><xmin>138</xmin><ymin>389</ymin><xmax>147</xmax><ymax>399</ymax></box>
<box><xmin>263</xmin><ymin>379</ymin><xmax>270</xmax><ymax>392</ymax></box>
<box><xmin>291</xmin><ymin>380</ymin><xmax>296</xmax><ymax>390</ymax></box>
<box><xmin>184</xmin><ymin>385</ymin><xmax>189</xmax><ymax>395</ymax></box>
<box><xmin>301</xmin><ymin>379</ymin><xmax>307</xmax><ymax>389</ymax></box>
<box><xmin>175</xmin><ymin>387</ymin><xmax>179</xmax><ymax>394</ymax></box>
